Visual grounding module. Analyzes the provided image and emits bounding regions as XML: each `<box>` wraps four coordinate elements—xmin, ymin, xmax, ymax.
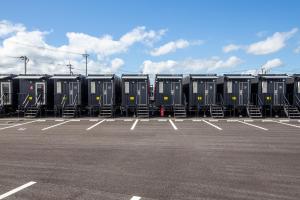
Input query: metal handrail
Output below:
<box><xmin>282</xmin><ymin>95</ymin><xmax>290</xmax><ymax>106</ymax></box>
<box><xmin>72</xmin><ymin>94</ymin><xmax>78</xmax><ymax>106</ymax></box>
<box><xmin>295</xmin><ymin>95</ymin><xmax>300</xmax><ymax>107</ymax></box>
<box><xmin>0</xmin><ymin>94</ymin><xmax>4</xmax><ymax>106</ymax></box>
<box><xmin>61</xmin><ymin>95</ymin><xmax>66</xmax><ymax>108</ymax></box>
<box><xmin>257</xmin><ymin>95</ymin><xmax>263</xmax><ymax>107</ymax></box>
<box><xmin>35</xmin><ymin>94</ymin><xmax>42</xmax><ymax>107</ymax></box>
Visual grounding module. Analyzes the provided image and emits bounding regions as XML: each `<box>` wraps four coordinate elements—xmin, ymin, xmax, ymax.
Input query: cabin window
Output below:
<box><xmin>91</xmin><ymin>81</ymin><xmax>96</xmax><ymax>94</ymax></box>
<box><xmin>262</xmin><ymin>81</ymin><xmax>267</xmax><ymax>93</ymax></box>
<box><xmin>56</xmin><ymin>81</ymin><xmax>61</xmax><ymax>94</ymax></box>
<box><xmin>227</xmin><ymin>81</ymin><xmax>232</xmax><ymax>93</ymax></box>
<box><xmin>125</xmin><ymin>82</ymin><xmax>129</xmax><ymax>94</ymax></box>
<box><xmin>298</xmin><ymin>81</ymin><xmax>300</xmax><ymax>93</ymax></box>
<box><xmin>192</xmin><ymin>81</ymin><xmax>197</xmax><ymax>94</ymax></box>
<box><xmin>159</xmin><ymin>82</ymin><xmax>163</xmax><ymax>93</ymax></box>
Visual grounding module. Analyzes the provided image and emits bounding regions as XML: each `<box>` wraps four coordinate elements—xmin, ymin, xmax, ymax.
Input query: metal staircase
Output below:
<box><xmin>173</xmin><ymin>105</ymin><xmax>187</xmax><ymax>118</ymax></box>
<box><xmin>23</xmin><ymin>94</ymin><xmax>41</xmax><ymax>118</ymax></box>
<box><xmin>99</xmin><ymin>105</ymin><xmax>113</xmax><ymax>118</ymax></box>
<box><xmin>136</xmin><ymin>105</ymin><xmax>149</xmax><ymax>118</ymax></box>
<box><xmin>247</xmin><ymin>105</ymin><xmax>262</xmax><ymax>118</ymax></box>
<box><xmin>283</xmin><ymin>95</ymin><xmax>300</xmax><ymax>118</ymax></box>
<box><xmin>210</xmin><ymin>105</ymin><xmax>224</xmax><ymax>118</ymax></box>
<box><xmin>62</xmin><ymin>94</ymin><xmax>78</xmax><ymax>118</ymax></box>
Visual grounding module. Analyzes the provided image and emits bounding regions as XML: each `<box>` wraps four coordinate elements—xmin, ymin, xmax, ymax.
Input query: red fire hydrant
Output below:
<box><xmin>160</xmin><ymin>106</ymin><xmax>164</xmax><ymax>117</ymax></box>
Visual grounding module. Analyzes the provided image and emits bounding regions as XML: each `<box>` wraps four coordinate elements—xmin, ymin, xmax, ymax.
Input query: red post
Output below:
<box><xmin>160</xmin><ymin>106</ymin><xmax>164</xmax><ymax>117</ymax></box>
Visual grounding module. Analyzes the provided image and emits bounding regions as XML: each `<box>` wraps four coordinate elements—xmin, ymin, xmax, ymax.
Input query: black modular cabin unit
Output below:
<box><xmin>15</xmin><ymin>74</ymin><xmax>53</xmax><ymax>117</ymax></box>
<box><xmin>0</xmin><ymin>74</ymin><xmax>19</xmax><ymax>116</ymax></box>
<box><xmin>183</xmin><ymin>74</ymin><xmax>218</xmax><ymax>116</ymax></box>
<box><xmin>217</xmin><ymin>74</ymin><xmax>254</xmax><ymax>117</ymax></box>
<box><xmin>51</xmin><ymin>74</ymin><xmax>86</xmax><ymax>117</ymax></box>
<box><xmin>154</xmin><ymin>74</ymin><xmax>186</xmax><ymax>117</ymax></box>
<box><xmin>121</xmin><ymin>74</ymin><xmax>150</xmax><ymax>117</ymax></box>
<box><xmin>256</xmin><ymin>74</ymin><xmax>290</xmax><ymax>117</ymax></box>
<box><xmin>86</xmin><ymin>74</ymin><xmax>121</xmax><ymax>117</ymax></box>
<box><xmin>292</xmin><ymin>74</ymin><xmax>300</xmax><ymax>108</ymax></box>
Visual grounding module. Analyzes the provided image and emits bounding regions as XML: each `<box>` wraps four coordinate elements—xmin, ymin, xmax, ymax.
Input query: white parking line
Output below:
<box><xmin>275</xmin><ymin>121</ymin><xmax>300</xmax><ymax>129</ymax></box>
<box><xmin>130</xmin><ymin>119</ymin><xmax>139</xmax><ymax>130</ymax></box>
<box><xmin>0</xmin><ymin>181</ymin><xmax>36</xmax><ymax>200</ymax></box>
<box><xmin>238</xmin><ymin>120</ymin><xmax>268</xmax><ymax>131</ymax></box>
<box><xmin>158</xmin><ymin>119</ymin><xmax>167</xmax><ymax>122</ymax></box>
<box><xmin>192</xmin><ymin>119</ymin><xmax>202</xmax><ymax>122</ymax></box>
<box><xmin>140</xmin><ymin>119</ymin><xmax>149</xmax><ymax>122</ymax></box>
<box><xmin>202</xmin><ymin>120</ymin><xmax>222</xmax><ymax>130</ymax></box>
<box><xmin>124</xmin><ymin>119</ymin><xmax>133</xmax><ymax>122</ymax></box>
<box><xmin>130</xmin><ymin>196</ymin><xmax>141</xmax><ymax>200</ymax></box>
<box><xmin>86</xmin><ymin>119</ymin><xmax>105</xmax><ymax>131</ymax></box>
<box><xmin>0</xmin><ymin>120</ymin><xmax>37</xmax><ymax>131</ymax></box>
<box><xmin>55</xmin><ymin>119</ymin><xmax>64</xmax><ymax>122</ymax></box>
<box><xmin>169</xmin><ymin>119</ymin><xmax>178</xmax><ymax>130</ymax></box>
<box><xmin>42</xmin><ymin>120</ymin><xmax>71</xmax><ymax>131</ymax></box>
<box><xmin>175</xmin><ymin>119</ymin><xmax>184</xmax><ymax>122</ymax></box>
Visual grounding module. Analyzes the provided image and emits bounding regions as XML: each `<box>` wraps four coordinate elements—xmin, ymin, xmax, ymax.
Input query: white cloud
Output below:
<box><xmin>222</xmin><ymin>44</ymin><xmax>242</xmax><ymax>53</ymax></box>
<box><xmin>0</xmin><ymin>20</ymin><xmax>165</xmax><ymax>74</ymax></box>
<box><xmin>141</xmin><ymin>56</ymin><xmax>243</xmax><ymax>74</ymax></box>
<box><xmin>223</xmin><ymin>28</ymin><xmax>298</xmax><ymax>55</ymax></box>
<box><xmin>244</xmin><ymin>58</ymin><xmax>283</xmax><ymax>75</ymax></box>
<box><xmin>261</xmin><ymin>58</ymin><xmax>283</xmax><ymax>71</ymax></box>
<box><xmin>0</xmin><ymin>20</ymin><xmax>26</xmax><ymax>37</ymax></box>
<box><xmin>294</xmin><ymin>45</ymin><xmax>300</xmax><ymax>54</ymax></box>
<box><xmin>150</xmin><ymin>39</ymin><xmax>203</xmax><ymax>56</ymax></box>
<box><xmin>247</xmin><ymin>28</ymin><xmax>298</xmax><ymax>55</ymax></box>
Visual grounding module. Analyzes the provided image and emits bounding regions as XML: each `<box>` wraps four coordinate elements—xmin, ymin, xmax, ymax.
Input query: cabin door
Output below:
<box><xmin>35</xmin><ymin>82</ymin><xmax>46</xmax><ymax>105</ymax></box>
<box><xmin>239</xmin><ymin>82</ymin><xmax>249</xmax><ymax>105</ymax></box>
<box><xmin>274</xmin><ymin>82</ymin><xmax>284</xmax><ymax>105</ymax></box>
<box><xmin>137</xmin><ymin>81</ymin><xmax>147</xmax><ymax>105</ymax></box>
<box><xmin>103</xmin><ymin>82</ymin><xmax>113</xmax><ymax>105</ymax></box>
<box><xmin>69</xmin><ymin>82</ymin><xmax>79</xmax><ymax>105</ymax></box>
<box><xmin>172</xmin><ymin>82</ymin><xmax>181</xmax><ymax>105</ymax></box>
<box><xmin>0</xmin><ymin>82</ymin><xmax>11</xmax><ymax>105</ymax></box>
<box><xmin>205</xmin><ymin>82</ymin><xmax>215</xmax><ymax>105</ymax></box>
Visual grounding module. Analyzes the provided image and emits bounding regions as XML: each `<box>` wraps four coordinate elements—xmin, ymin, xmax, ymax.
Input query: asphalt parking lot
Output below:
<box><xmin>0</xmin><ymin>118</ymin><xmax>299</xmax><ymax>200</ymax></box>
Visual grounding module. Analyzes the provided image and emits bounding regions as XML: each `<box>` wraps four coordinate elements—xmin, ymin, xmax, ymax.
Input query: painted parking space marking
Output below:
<box><xmin>262</xmin><ymin>119</ymin><xmax>273</xmax><ymax>122</ymax></box>
<box><xmin>192</xmin><ymin>119</ymin><xmax>202</xmax><ymax>122</ymax></box>
<box><xmin>106</xmin><ymin>119</ymin><xmax>115</xmax><ymax>122</ymax></box>
<box><xmin>130</xmin><ymin>196</ymin><xmax>141</xmax><ymax>200</ymax></box>
<box><xmin>0</xmin><ymin>181</ymin><xmax>36</xmax><ymax>200</ymax></box>
<box><xmin>42</xmin><ymin>120</ymin><xmax>71</xmax><ymax>131</ymax></box>
<box><xmin>169</xmin><ymin>119</ymin><xmax>178</xmax><ymax>130</ymax></box>
<box><xmin>227</xmin><ymin>119</ymin><xmax>238</xmax><ymax>122</ymax></box>
<box><xmin>158</xmin><ymin>119</ymin><xmax>167</xmax><ymax>122</ymax></box>
<box><xmin>140</xmin><ymin>119</ymin><xmax>149</xmax><ymax>122</ymax></box>
<box><xmin>0</xmin><ymin>120</ymin><xmax>37</xmax><ymax>131</ymax></box>
<box><xmin>55</xmin><ymin>119</ymin><xmax>64</xmax><ymax>122</ymax></box>
<box><xmin>244</xmin><ymin>119</ymin><xmax>254</xmax><ymax>122</ymax></box>
<box><xmin>238</xmin><ymin>120</ymin><xmax>268</xmax><ymax>131</ymax></box>
<box><xmin>86</xmin><ymin>119</ymin><xmax>105</xmax><ymax>131</ymax></box>
<box><xmin>130</xmin><ymin>119</ymin><xmax>139</xmax><ymax>130</ymax></box>
<box><xmin>175</xmin><ymin>119</ymin><xmax>184</xmax><ymax>122</ymax></box>
<box><xmin>275</xmin><ymin>121</ymin><xmax>300</xmax><ymax>129</ymax></box>
<box><xmin>202</xmin><ymin>120</ymin><xmax>222</xmax><ymax>130</ymax></box>
<box><xmin>70</xmin><ymin>119</ymin><xmax>80</xmax><ymax>122</ymax></box>
<box><xmin>124</xmin><ymin>119</ymin><xmax>133</xmax><ymax>122</ymax></box>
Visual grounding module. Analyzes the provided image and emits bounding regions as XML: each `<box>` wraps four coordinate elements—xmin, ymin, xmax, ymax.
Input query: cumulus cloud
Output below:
<box><xmin>222</xmin><ymin>44</ymin><xmax>242</xmax><ymax>53</ymax></box>
<box><xmin>141</xmin><ymin>56</ymin><xmax>243</xmax><ymax>74</ymax></box>
<box><xmin>261</xmin><ymin>58</ymin><xmax>283</xmax><ymax>71</ymax></box>
<box><xmin>150</xmin><ymin>39</ymin><xmax>203</xmax><ymax>56</ymax></box>
<box><xmin>0</xmin><ymin>20</ymin><xmax>26</xmax><ymax>37</ymax></box>
<box><xmin>294</xmin><ymin>45</ymin><xmax>300</xmax><ymax>54</ymax></box>
<box><xmin>223</xmin><ymin>28</ymin><xmax>298</xmax><ymax>55</ymax></box>
<box><xmin>247</xmin><ymin>28</ymin><xmax>298</xmax><ymax>55</ymax></box>
<box><xmin>0</xmin><ymin>20</ymin><xmax>165</xmax><ymax>74</ymax></box>
<box><xmin>243</xmin><ymin>58</ymin><xmax>283</xmax><ymax>75</ymax></box>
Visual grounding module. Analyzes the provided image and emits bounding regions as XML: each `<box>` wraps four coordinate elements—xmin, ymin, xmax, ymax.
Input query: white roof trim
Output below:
<box><xmin>15</xmin><ymin>75</ymin><xmax>45</xmax><ymax>79</ymax></box>
<box><xmin>86</xmin><ymin>76</ymin><xmax>113</xmax><ymax>79</ymax></box>
<box><xmin>50</xmin><ymin>76</ymin><xmax>79</xmax><ymax>79</ymax></box>
<box><xmin>156</xmin><ymin>76</ymin><xmax>182</xmax><ymax>79</ymax></box>
<box><xmin>260</xmin><ymin>76</ymin><xmax>289</xmax><ymax>79</ymax></box>
<box><xmin>0</xmin><ymin>75</ymin><xmax>11</xmax><ymax>79</ymax></box>
<box><xmin>226</xmin><ymin>76</ymin><xmax>254</xmax><ymax>79</ymax></box>
<box><xmin>122</xmin><ymin>76</ymin><xmax>148</xmax><ymax>79</ymax></box>
<box><xmin>191</xmin><ymin>76</ymin><xmax>218</xmax><ymax>79</ymax></box>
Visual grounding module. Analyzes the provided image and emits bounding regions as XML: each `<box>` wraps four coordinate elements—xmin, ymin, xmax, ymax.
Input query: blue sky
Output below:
<box><xmin>0</xmin><ymin>0</ymin><xmax>300</xmax><ymax>75</ymax></box>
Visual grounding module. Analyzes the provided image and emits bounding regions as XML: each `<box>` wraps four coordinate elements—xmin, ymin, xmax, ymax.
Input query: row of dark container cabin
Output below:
<box><xmin>0</xmin><ymin>73</ymin><xmax>299</xmax><ymax>118</ymax></box>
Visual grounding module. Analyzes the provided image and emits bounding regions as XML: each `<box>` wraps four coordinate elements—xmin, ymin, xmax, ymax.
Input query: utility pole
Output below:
<box><xmin>66</xmin><ymin>61</ymin><xmax>73</xmax><ymax>75</ymax></box>
<box><xmin>20</xmin><ymin>56</ymin><xmax>29</xmax><ymax>74</ymax></box>
<box><xmin>82</xmin><ymin>53</ymin><xmax>89</xmax><ymax>76</ymax></box>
